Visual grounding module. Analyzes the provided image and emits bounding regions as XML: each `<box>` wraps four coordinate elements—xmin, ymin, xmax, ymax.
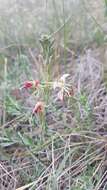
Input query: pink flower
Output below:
<box><xmin>33</xmin><ymin>101</ymin><xmax>44</xmax><ymax>114</ymax></box>
<box><xmin>34</xmin><ymin>80</ymin><xmax>40</xmax><ymax>88</ymax></box>
<box><xmin>53</xmin><ymin>74</ymin><xmax>75</xmax><ymax>101</ymax></box>
<box><xmin>23</xmin><ymin>81</ymin><xmax>33</xmax><ymax>89</ymax></box>
<box><xmin>53</xmin><ymin>74</ymin><xmax>70</xmax><ymax>101</ymax></box>
<box><xmin>22</xmin><ymin>80</ymin><xmax>40</xmax><ymax>89</ymax></box>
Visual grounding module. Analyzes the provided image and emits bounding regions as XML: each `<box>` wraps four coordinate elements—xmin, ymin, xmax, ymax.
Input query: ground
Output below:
<box><xmin>0</xmin><ymin>1</ymin><xmax>107</xmax><ymax>190</ymax></box>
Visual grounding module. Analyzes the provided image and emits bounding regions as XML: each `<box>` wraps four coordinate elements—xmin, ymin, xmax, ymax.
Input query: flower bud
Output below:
<box><xmin>22</xmin><ymin>80</ymin><xmax>40</xmax><ymax>89</ymax></box>
<box><xmin>33</xmin><ymin>101</ymin><xmax>44</xmax><ymax>114</ymax></box>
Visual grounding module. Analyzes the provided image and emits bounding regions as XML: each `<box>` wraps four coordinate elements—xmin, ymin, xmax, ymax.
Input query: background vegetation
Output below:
<box><xmin>0</xmin><ymin>0</ymin><xmax>107</xmax><ymax>189</ymax></box>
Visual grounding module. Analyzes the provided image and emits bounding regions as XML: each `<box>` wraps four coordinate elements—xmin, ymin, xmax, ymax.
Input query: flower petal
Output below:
<box><xmin>33</xmin><ymin>101</ymin><xmax>44</xmax><ymax>114</ymax></box>
<box><xmin>57</xmin><ymin>90</ymin><xmax>64</xmax><ymax>101</ymax></box>
<box><xmin>60</xmin><ymin>74</ymin><xmax>70</xmax><ymax>82</ymax></box>
<box><xmin>23</xmin><ymin>81</ymin><xmax>33</xmax><ymax>89</ymax></box>
<box><xmin>53</xmin><ymin>81</ymin><xmax>61</xmax><ymax>89</ymax></box>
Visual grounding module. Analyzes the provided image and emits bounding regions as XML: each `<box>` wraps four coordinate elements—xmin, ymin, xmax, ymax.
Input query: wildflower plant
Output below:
<box><xmin>18</xmin><ymin>35</ymin><xmax>93</xmax><ymax>139</ymax></box>
<box><xmin>15</xmin><ymin>35</ymin><xmax>91</xmax><ymax>137</ymax></box>
<box><xmin>20</xmin><ymin>72</ymin><xmax>75</xmax><ymax>136</ymax></box>
<box><xmin>16</xmin><ymin>36</ymin><xmax>86</xmax><ymax>137</ymax></box>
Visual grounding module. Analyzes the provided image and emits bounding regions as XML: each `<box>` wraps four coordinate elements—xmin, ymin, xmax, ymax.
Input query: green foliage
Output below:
<box><xmin>104</xmin><ymin>0</ymin><xmax>107</xmax><ymax>16</ymax></box>
<box><xmin>17</xmin><ymin>132</ymin><xmax>34</xmax><ymax>147</ymax></box>
<box><xmin>7</xmin><ymin>54</ymin><xmax>31</xmax><ymax>86</ymax></box>
<box><xmin>5</xmin><ymin>96</ymin><xmax>21</xmax><ymax>116</ymax></box>
<box><xmin>93</xmin><ymin>28</ymin><xmax>105</xmax><ymax>45</ymax></box>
